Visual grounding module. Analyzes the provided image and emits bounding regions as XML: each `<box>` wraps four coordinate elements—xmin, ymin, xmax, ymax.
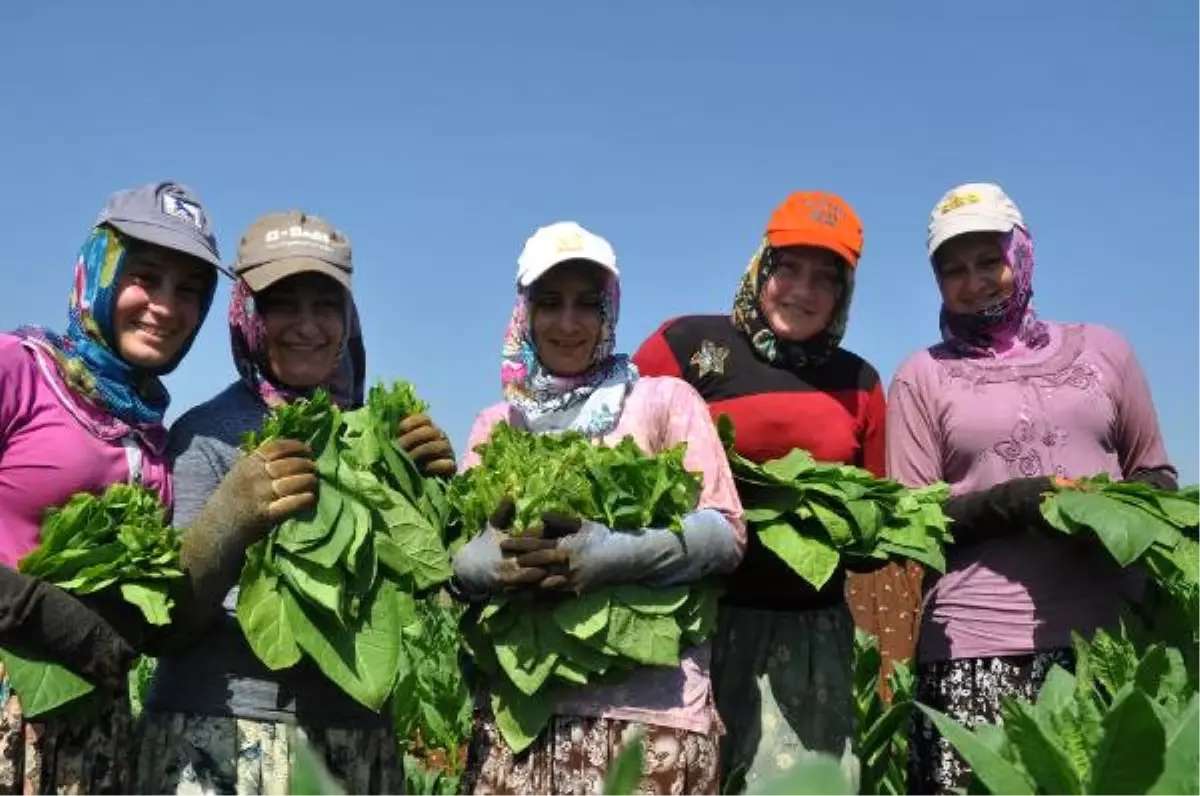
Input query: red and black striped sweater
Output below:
<box><xmin>633</xmin><ymin>314</ymin><xmax>886</xmax><ymax>612</ymax></box>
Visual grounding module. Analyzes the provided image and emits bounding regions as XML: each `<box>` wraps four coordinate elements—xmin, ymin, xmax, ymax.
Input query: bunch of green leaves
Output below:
<box><xmin>718</xmin><ymin>415</ymin><xmax>953</xmax><ymax>589</ymax></box>
<box><xmin>449</xmin><ymin>422</ymin><xmax>713</xmax><ymax>752</ymax></box>
<box><xmin>448</xmin><ymin>421</ymin><xmax>701</xmax><ymax>535</ymax></box>
<box><xmin>236</xmin><ymin>383</ymin><xmax>455</xmax><ymax>713</ymax></box>
<box><xmin>392</xmin><ymin>591</ymin><xmax>473</xmax><ymax>795</ymax></box>
<box><xmin>852</xmin><ymin>629</ymin><xmax>914</xmax><ymax>796</ymax></box>
<box><xmin>463</xmin><ymin>582</ymin><xmax>719</xmax><ymax>754</ymax></box>
<box><xmin>1041</xmin><ymin>477</ymin><xmax>1199</xmax><ymax>674</ymax></box>
<box><xmin>918</xmin><ymin>623</ymin><xmax>1199</xmax><ymax>795</ymax></box>
<box><xmin>0</xmin><ymin>484</ymin><xmax>180</xmax><ymax>717</ymax></box>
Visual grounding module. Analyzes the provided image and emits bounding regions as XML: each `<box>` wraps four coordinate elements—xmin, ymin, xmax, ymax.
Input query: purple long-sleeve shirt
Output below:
<box><xmin>886</xmin><ymin>322</ymin><xmax>1175</xmax><ymax>661</ymax></box>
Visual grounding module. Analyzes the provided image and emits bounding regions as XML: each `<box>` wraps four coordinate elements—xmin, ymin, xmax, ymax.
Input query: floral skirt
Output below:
<box><xmin>134</xmin><ymin>712</ymin><xmax>403</xmax><ymax>795</ymax></box>
<box><xmin>460</xmin><ymin>694</ymin><xmax>719</xmax><ymax>796</ymax></box>
<box><xmin>0</xmin><ymin>668</ymin><xmax>133</xmax><ymax>795</ymax></box>
<box><xmin>909</xmin><ymin>648</ymin><xmax>1075</xmax><ymax>795</ymax></box>
<box><xmin>710</xmin><ymin>604</ymin><xmax>858</xmax><ymax>795</ymax></box>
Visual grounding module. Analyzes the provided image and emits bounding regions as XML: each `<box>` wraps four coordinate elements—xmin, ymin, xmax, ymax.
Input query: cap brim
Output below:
<box><xmin>518</xmin><ymin>256</ymin><xmax>619</xmax><ymax>288</ymax></box>
<box><xmin>766</xmin><ymin>230</ymin><xmax>860</xmax><ymax>269</ymax></box>
<box><xmin>928</xmin><ymin>214</ymin><xmax>1015</xmax><ymax>257</ymax></box>
<box><xmin>106</xmin><ymin>218</ymin><xmax>227</xmax><ymax>275</ymax></box>
<box><xmin>236</xmin><ymin>256</ymin><xmax>352</xmax><ymax>293</ymax></box>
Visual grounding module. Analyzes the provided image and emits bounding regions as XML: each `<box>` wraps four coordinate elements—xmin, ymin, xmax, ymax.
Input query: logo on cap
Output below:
<box><xmin>161</xmin><ymin>192</ymin><xmax>205</xmax><ymax>231</ymax></box>
<box><xmin>938</xmin><ymin>192</ymin><xmax>982</xmax><ymax>215</ymax></box>
<box><xmin>555</xmin><ymin>231</ymin><xmax>585</xmax><ymax>253</ymax></box>
<box><xmin>804</xmin><ymin>197</ymin><xmax>845</xmax><ymax>229</ymax></box>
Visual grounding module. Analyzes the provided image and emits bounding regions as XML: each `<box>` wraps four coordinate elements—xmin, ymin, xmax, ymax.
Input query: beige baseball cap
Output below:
<box><xmin>927</xmin><ymin>182</ymin><xmax>1026</xmax><ymax>258</ymax></box>
<box><xmin>234</xmin><ymin>210</ymin><xmax>352</xmax><ymax>292</ymax></box>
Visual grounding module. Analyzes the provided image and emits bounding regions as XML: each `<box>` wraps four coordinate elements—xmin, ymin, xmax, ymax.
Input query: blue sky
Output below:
<box><xmin>2</xmin><ymin>1</ymin><xmax>1196</xmax><ymax>480</ymax></box>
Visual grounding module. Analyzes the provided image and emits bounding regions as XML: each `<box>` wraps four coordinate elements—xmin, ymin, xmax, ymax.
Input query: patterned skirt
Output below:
<box><xmin>134</xmin><ymin>712</ymin><xmax>403</xmax><ymax>795</ymax></box>
<box><xmin>460</xmin><ymin>694</ymin><xmax>719</xmax><ymax>796</ymax></box>
<box><xmin>909</xmin><ymin>648</ymin><xmax>1075</xmax><ymax>795</ymax></box>
<box><xmin>0</xmin><ymin>668</ymin><xmax>133</xmax><ymax>795</ymax></box>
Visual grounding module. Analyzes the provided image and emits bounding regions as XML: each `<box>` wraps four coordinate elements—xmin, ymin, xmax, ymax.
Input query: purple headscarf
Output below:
<box><xmin>228</xmin><ymin>278</ymin><xmax>365</xmax><ymax>409</ymax></box>
<box><xmin>937</xmin><ymin>225</ymin><xmax>1050</xmax><ymax>357</ymax></box>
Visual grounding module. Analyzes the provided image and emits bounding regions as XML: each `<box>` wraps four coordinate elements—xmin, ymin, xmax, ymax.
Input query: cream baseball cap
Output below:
<box><xmin>927</xmin><ymin>182</ymin><xmax>1026</xmax><ymax>258</ymax></box>
<box><xmin>516</xmin><ymin>221</ymin><xmax>618</xmax><ymax>288</ymax></box>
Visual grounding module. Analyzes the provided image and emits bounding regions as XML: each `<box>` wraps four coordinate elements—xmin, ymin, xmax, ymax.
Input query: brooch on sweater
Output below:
<box><xmin>690</xmin><ymin>340</ymin><xmax>729</xmax><ymax>377</ymax></box>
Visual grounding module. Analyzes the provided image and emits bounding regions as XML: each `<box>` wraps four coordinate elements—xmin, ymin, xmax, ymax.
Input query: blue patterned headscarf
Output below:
<box><xmin>13</xmin><ymin>226</ymin><xmax>215</xmax><ymax>438</ymax></box>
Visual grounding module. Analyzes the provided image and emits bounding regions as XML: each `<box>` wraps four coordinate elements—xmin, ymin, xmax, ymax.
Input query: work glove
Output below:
<box><xmin>397</xmin><ymin>414</ymin><xmax>457</xmax><ymax>478</ymax></box>
<box><xmin>452</xmin><ymin>498</ymin><xmax>572</xmax><ymax>599</ymax></box>
<box><xmin>512</xmin><ymin>508</ymin><xmax>741</xmax><ymax>594</ymax></box>
<box><xmin>172</xmin><ymin>439</ymin><xmax>317</xmax><ymax>630</ymax></box>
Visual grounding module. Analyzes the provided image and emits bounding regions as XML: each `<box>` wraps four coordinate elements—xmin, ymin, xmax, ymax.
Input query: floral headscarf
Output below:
<box><xmin>228</xmin><ymin>277</ymin><xmax>365</xmax><ymax>410</ymax></box>
<box><xmin>936</xmin><ymin>225</ymin><xmax>1050</xmax><ymax>357</ymax></box>
<box><xmin>500</xmin><ymin>267</ymin><xmax>638</xmax><ymax>437</ymax></box>
<box><xmin>13</xmin><ymin>226</ymin><xmax>214</xmax><ymax>441</ymax></box>
<box><xmin>731</xmin><ymin>240</ymin><xmax>856</xmax><ymax>369</ymax></box>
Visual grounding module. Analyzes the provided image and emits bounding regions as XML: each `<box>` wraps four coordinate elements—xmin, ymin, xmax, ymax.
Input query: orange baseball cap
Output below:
<box><xmin>764</xmin><ymin>191</ymin><xmax>864</xmax><ymax>269</ymax></box>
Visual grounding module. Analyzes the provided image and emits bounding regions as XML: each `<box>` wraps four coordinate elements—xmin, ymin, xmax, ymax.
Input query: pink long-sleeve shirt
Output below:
<box><xmin>462</xmin><ymin>375</ymin><xmax>746</xmax><ymax>735</ymax></box>
<box><xmin>0</xmin><ymin>334</ymin><xmax>171</xmax><ymax>567</ymax></box>
<box><xmin>886</xmin><ymin>323</ymin><xmax>1175</xmax><ymax>661</ymax></box>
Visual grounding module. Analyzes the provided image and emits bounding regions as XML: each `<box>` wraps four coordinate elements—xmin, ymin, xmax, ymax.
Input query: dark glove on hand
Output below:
<box><xmin>0</xmin><ymin>569</ymin><xmax>137</xmax><ymax>692</ymax></box>
<box><xmin>943</xmin><ymin>476</ymin><xmax>1055</xmax><ymax>545</ymax></box>
<box><xmin>501</xmin><ymin>512</ymin><xmax>581</xmax><ymax>591</ymax></box>
<box><xmin>397</xmin><ymin>414</ymin><xmax>457</xmax><ymax>478</ymax></box>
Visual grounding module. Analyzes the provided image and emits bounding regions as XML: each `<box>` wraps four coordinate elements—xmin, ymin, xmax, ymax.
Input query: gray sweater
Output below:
<box><xmin>146</xmin><ymin>382</ymin><xmax>388</xmax><ymax>728</ymax></box>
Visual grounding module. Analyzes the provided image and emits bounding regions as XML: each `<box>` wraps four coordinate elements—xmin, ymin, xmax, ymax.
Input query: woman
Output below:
<box><xmin>0</xmin><ymin>181</ymin><xmax>229</xmax><ymax>793</ymax></box>
<box><xmin>452</xmin><ymin>221</ymin><xmax>745</xmax><ymax>795</ymax></box>
<box><xmin>888</xmin><ymin>182</ymin><xmax>1177</xmax><ymax>794</ymax></box>
<box><xmin>632</xmin><ymin>191</ymin><xmax>920</xmax><ymax>793</ymax></box>
<box><xmin>136</xmin><ymin>209</ymin><xmax>458</xmax><ymax>795</ymax></box>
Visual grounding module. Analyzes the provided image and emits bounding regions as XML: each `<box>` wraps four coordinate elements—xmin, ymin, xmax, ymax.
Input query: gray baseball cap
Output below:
<box><xmin>95</xmin><ymin>181</ymin><xmax>222</xmax><ymax>270</ymax></box>
<box><xmin>234</xmin><ymin>210</ymin><xmax>352</xmax><ymax>292</ymax></box>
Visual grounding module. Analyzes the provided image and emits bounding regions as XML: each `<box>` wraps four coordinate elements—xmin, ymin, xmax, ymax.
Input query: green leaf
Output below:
<box><xmin>378</xmin><ymin>497</ymin><xmax>453</xmax><ymax>590</ymax></box>
<box><xmin>612</xmin><ymin>584</ymin><xmax>689</xmax><ymax>615</ymax></box>
<box><xmin>1149</xmin><ymin>693</ymin><xmax>1199</xmax><ymax>795</ymax></box>
<box><xmin>1001</xmin><ymin>696</ymin><xmax>1083</xmax><ymax>794</ymax></box>
<box><xmin>490</xmin><ymin>681</ymin><xmax>555</xmax><ymax>754</ymax></box>
<box><xmin>758</xmin><ymin>521</ymin><xmax>841</xmax><ymax>588</ymax></box>
<box><xmin>603</xmin><ymin>606</ymin><xmax>681</xmax><ymax>667</ymax></box>
<box><xmin>285</xmin><ymin>579</ymin><xmax>405</xmax><ymax>711</ymax></box>
<box><xmin>118</xmin><ymin>581</ymin><xmax>173</xmax><ymax>625</ymax></box>
<box><xmin>552</xmin><ymin>592</ymin><xmax>611</xmax><ymax>640</ymax></box>
<box><xmin>603</xmin><ymin>728</ymin><xmax>645</xmax><ymax>795</ymax></box>
<box><xmin>1054</xmin><ymin>491</ymin><xmax>1170</xmax><ymax>566</ymax></box>
<box><xmin>0</xmin><ymin>648</ymin><xmax>95</xmax><ymax>717</ymax></box>
<box><xmin>236</xmin><ymin>549</ymin><xmax>302</xmax><ymax>670</ymax></box>
<box><xmin>916</xmin><ymin>704</ymin><xmax>1035</xmax><ymax>795</ymax></box>
<box><xmin>1090</xmin><ymin>689</ymin><xmax>1166</xmax><ymax>794</ymax></box>
<box><xmin>277</xmin><ymin>552</ymin><xmax>345</xmax><ymax>623</ymax></box>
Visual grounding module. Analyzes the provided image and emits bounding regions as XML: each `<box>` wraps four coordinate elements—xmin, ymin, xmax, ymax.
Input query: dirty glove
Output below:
<box><xmin>451</xmin><ymin>498</ymin><xmax>565</xmax><ymax>599</ymax></box>
<box><xmin>0</xmin><ymin>568</ymin><xmax>137</xmax><ymax>692</ymax></box>
<box><xmin>517</xmin><ymin>509</ymin><xmax>741</xmax><ymax>593</ymax></box>
<box><xmin>397</xmin><ymin>414</ymin><xmax>457</xmax><ymax>478</ymax></box>
<box><xmin>173</xmin><ymin>439</ymin><xmax>317</xmax><ymax>630</ymax></box>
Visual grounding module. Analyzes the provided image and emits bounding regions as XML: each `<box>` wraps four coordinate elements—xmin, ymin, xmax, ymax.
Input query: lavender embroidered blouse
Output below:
<box><xmin>462</xmin><ymin>375</ymin><xmax>746</xmax><ymax>735</ymax></box>
<box><xmin>886</xmin><ymin>323</ymin><xmax>1175</xmax><ymax>661</ymax></box>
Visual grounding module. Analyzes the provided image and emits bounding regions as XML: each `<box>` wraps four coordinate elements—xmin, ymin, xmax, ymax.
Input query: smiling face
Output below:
<box><xmin>759</xmin><ymin>245</ymin><xmax>845</xmax><ymax>342</ymax></box>
<box><xmin>255</xmin><ymin>272</ymin><xmax>347</xmax><ymax>388</ymax></box>
<box><xmin>529</xmin><ymin>260</ymin><xmax>607</xmax><ymax>377</ymax></box>
<box><xmin>934</xmin><ymin>231</ymin><xmax>1015</xmax><ymax>314</ymax></box>
<box><xmin>112</xmin><ymin>244</ymin><xmax>212</xmax><ymax>369</ymax></box>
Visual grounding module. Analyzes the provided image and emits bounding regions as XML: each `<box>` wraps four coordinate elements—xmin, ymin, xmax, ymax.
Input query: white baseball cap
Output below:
<box><xmin>927</xmin><ymin>182</ymin><xmax>1026</xmax><ymax>258</ymax></box>
<box><xmin>516</xmin><ymin>221</ymin><xmax>618</xmax><ymax>288</ymax></box>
